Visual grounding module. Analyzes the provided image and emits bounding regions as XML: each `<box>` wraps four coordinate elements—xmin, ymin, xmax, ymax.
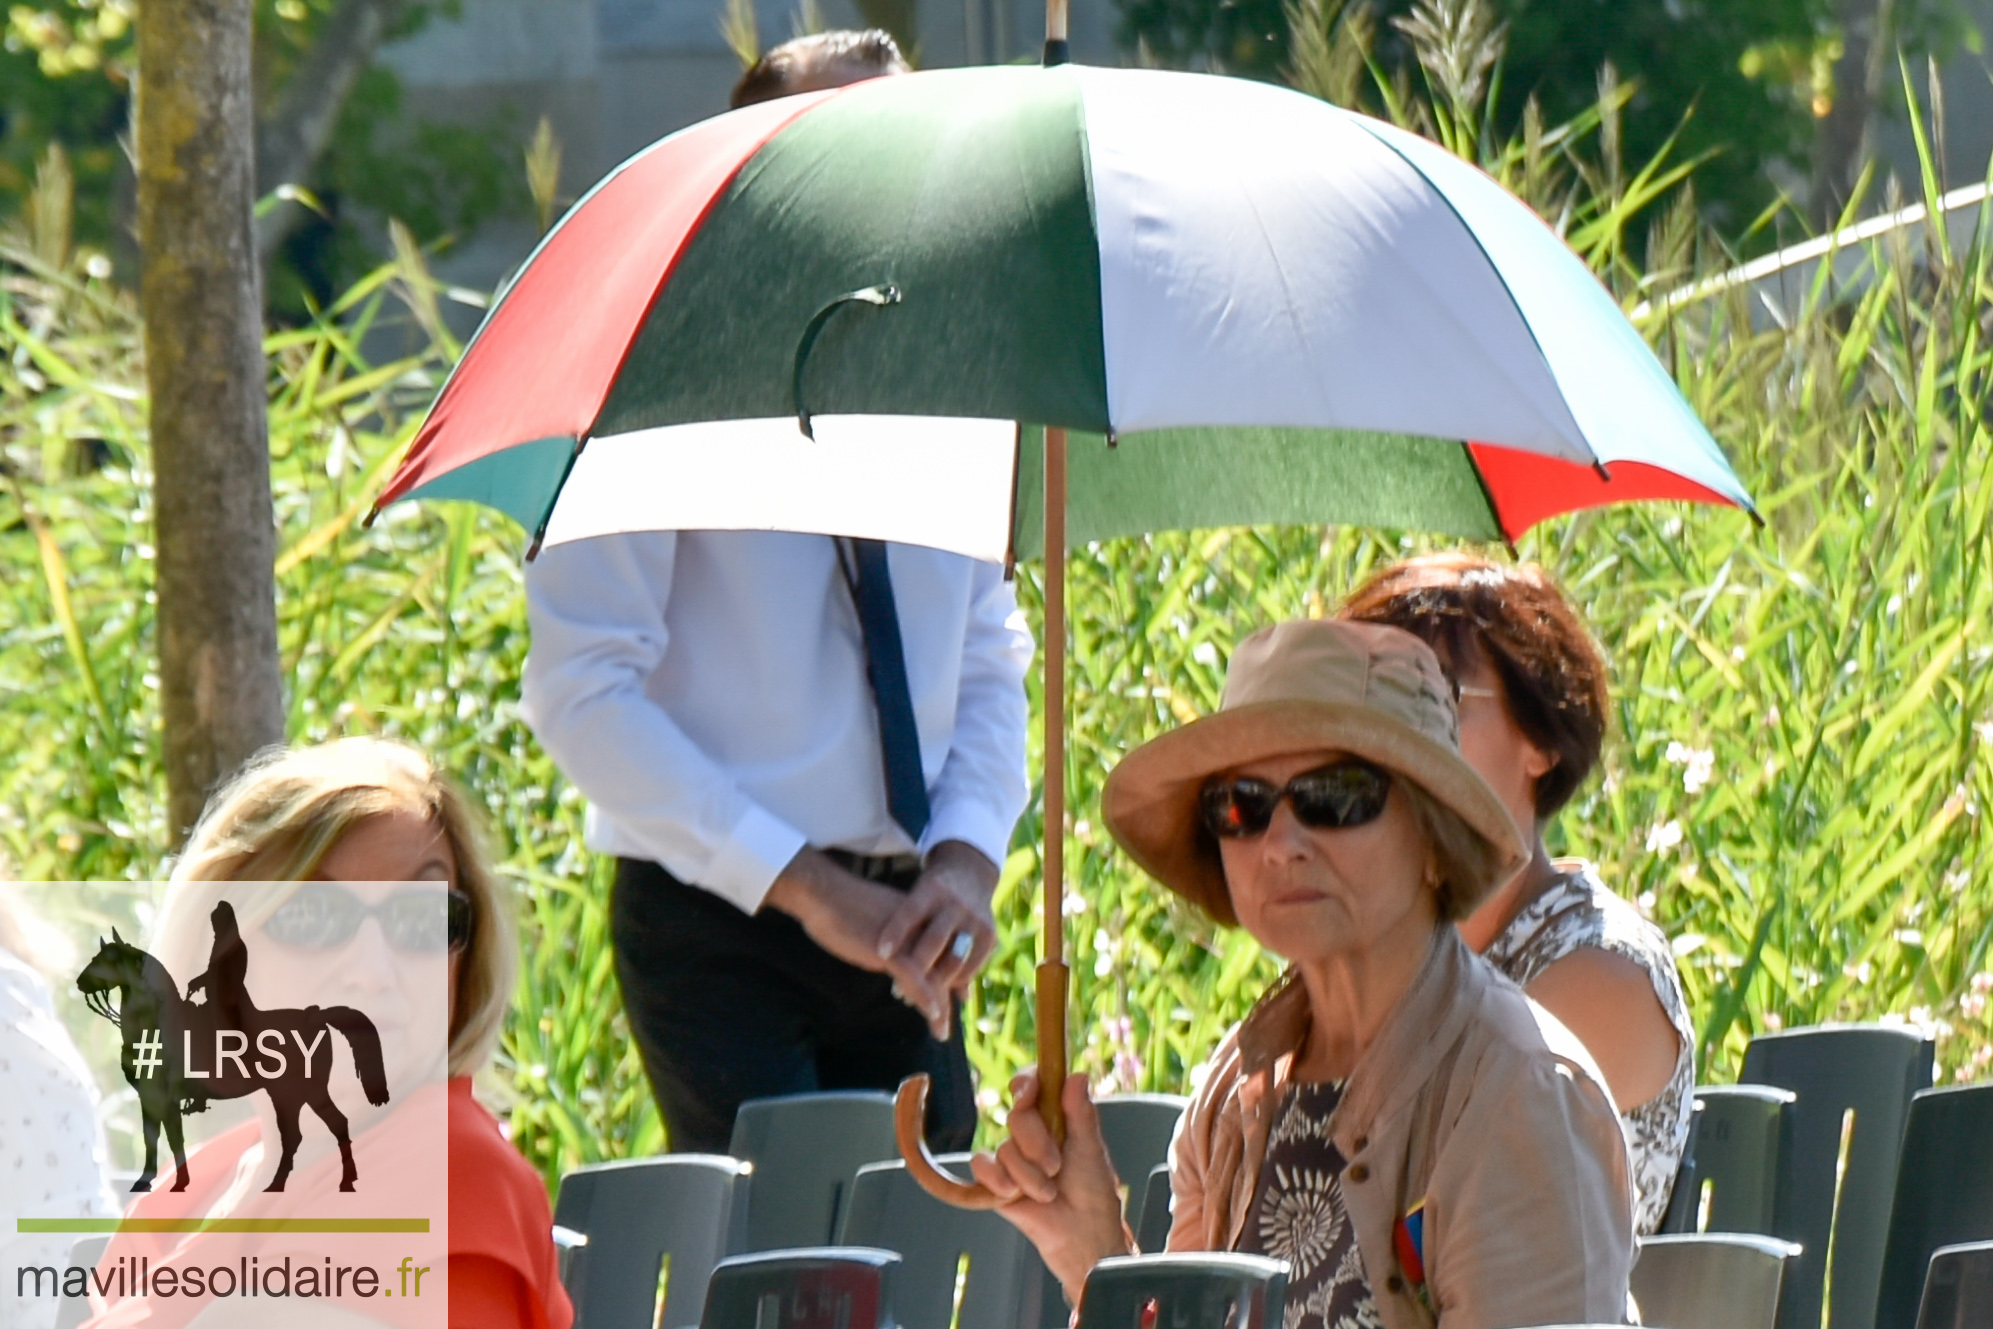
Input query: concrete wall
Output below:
<box><xmin>1872</xmin><ymin>3</ymin><xmax>1993</xmax><ymax>197</ymax></box>
<box><xmin>375</xmin><ymin>0</ymin><xmax>1129</xmax><ymax>300</ymax></box>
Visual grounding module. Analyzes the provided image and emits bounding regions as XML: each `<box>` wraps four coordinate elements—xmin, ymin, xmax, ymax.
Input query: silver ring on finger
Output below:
<box><xmin>950</xmin><ymin>930</ymin><xmax>974</xmax><ymax>962</ymax></box>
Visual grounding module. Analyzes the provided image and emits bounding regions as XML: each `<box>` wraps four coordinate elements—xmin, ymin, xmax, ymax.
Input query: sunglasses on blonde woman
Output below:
<box><xmin>262</xmin><ymin>883</ymin><xmax>474</xmax><ymax>954</ymax></box>
<box><xmin>1199</xmin><ymin>759</ymin><xmax>1394</xmax><ymax>839</ymax></box>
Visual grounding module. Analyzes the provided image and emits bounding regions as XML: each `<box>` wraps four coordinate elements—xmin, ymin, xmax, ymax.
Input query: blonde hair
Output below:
<box><xmin>157</xmin><ymin>738</ymin><xmax>514</xmax><ymax>1078</ymax></box>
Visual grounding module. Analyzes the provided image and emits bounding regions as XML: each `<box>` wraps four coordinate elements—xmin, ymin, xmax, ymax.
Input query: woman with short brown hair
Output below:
<box><xmin>1342</xmin><ymin>553</ymin><xmax>1694</xmax><ymax>1234</ymax></box>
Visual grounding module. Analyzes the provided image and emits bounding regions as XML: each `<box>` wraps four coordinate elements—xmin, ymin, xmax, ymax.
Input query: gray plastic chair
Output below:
<box><xmin>729</xmin><ymin>1092</ymin><xmax>899</xmax><ymax>1252</ymax></box>
<box><xmin>1914</xmin><ymin>1241</ymin><xmax>1993</xmax><ymax>1329</ymax></box>
<box><xmin>699</xmin><ymin>1247</ymin><xmax>900</xmax><ymax>1329</ymax></box>
<box><xmin>1075</xmin><ymin>1253</ymin><xmax>1288</xmax><ymax>1329</ymax></box>
<box><xmin>1742</xmin><ymin>1025</ymin><xmax>1934</xmax><ymax>1329</ymax></box>
<box><xmin>1874</xmin><ymin>1084</ymin><xmax>1993</xmax><ymax>1329</ymax></box>
<box><xmin>1095</xmin><ymin>1096</ymin><xmax>1188</xmax><ymax>1217</ymax></box>
<box><xmin>840</xmin><ymin>1155</ymin><xmax>1044</xmax><ymax>1329</ymax></box>
<box><xmin>1688</xmin><ymin>1084</ymin><xmax>1796</xmax><ymax>1234</ymax></box>
<box><xmin>552</xmin><ymin>1223</ymin><xmax>588</xmax><ymax>1291</ymax></box>
<box><xmin>1135</xmin><ymin>1164</ymin><xmax>1173</xmax><ymax>1254</ymax></box>
<box><xmin>1632</xmin><ymin>1233</ymin><xmax>1800</xmax><ymax>1329</ymax></box>
<box><xmin>554</xmin><ymin>1153</ymin><xmax>751</xmax><ymax>1329</ymax></box>
<box><xmin>52</xmin><ymin>1235</ymin><xmax>110</xmax><ymax>1329</ymax></box>
<box><xmin>1655</xmin><ymin>1098</ymin><xmax>1705</xmax><ymax>1235</ymax></box>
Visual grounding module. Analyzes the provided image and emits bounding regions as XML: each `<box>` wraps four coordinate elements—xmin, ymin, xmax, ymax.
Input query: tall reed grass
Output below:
<box><xmin>0</xmin><ymin>24</ymin><xmax>1987</xmax><ymax>1180</ymax></box>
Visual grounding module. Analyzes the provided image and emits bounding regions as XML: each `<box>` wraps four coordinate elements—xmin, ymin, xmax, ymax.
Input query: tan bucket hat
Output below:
<box><xmin>1102</xmin><ymin>619</ymin><xmax>1527</xmax><ymax>926</ymax></box>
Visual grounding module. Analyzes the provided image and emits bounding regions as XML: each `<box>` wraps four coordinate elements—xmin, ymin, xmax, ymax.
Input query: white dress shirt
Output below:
<box><xmin>520</xmin><ymin>530</ymin><xmax>1034</xmax><ymax>913</ymax></box>
<box><xmin>1</xmin><ymin>948</ymin><xmax>119</xmax><ymax>1329</ymax></box>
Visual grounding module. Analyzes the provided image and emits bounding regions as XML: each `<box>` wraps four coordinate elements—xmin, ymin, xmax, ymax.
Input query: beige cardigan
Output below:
<box><xmin>1166</xmin><ymin>928</ymin><xmax>1635</xmax><ymax>1329</ymax></box>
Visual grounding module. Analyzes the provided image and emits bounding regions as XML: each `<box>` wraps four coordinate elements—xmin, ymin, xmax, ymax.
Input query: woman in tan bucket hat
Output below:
<box><xmin>970</xmin><ymin>619</ymin><xmax>1635</xmax><ymax>1328</ymax></box>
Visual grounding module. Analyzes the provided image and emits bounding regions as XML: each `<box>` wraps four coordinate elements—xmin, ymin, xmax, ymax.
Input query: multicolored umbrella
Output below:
<box><xmin>376</xmin><ymin>56</ymin><xmax>1755</xmax><ymax>1210</ymax></box>
<box><xmin>376</xmin><ymin>63</ymin><xmax>1754</xmax><ymax>562</ymax></box>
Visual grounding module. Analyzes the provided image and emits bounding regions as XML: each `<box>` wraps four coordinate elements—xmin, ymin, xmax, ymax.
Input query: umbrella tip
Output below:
<box><xmin>1042</xmin><ymin>38</ymin><xmax>1069</xmax><ymax>66</ymax></box>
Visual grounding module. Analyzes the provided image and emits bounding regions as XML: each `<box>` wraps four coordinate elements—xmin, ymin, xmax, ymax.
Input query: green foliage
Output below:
<box><xmin>0</xmin><ymin>0</ymin><xmax>527</xmax><ymax>304</ymax></box>
<box><xmin>267</xmin><ymin>63</ymin><xmax>526</xmax><ymax>315</ymax></box>
<box><xmin>1</xmin><ymin>69</ymin><xmax>1989</xmax><ymax>1190</ymax></box>
<box><xmin>1125</xmin><ymin>0</ymin><xmax>1976</xmax><ymax>231</ymax></box>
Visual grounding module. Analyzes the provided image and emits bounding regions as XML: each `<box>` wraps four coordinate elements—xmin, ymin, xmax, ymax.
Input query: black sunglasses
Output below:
<box><xmin>1199</xmin><ymin>759</ymin><xmax>1394</xmax><ymax>839</ymax></box>
<box><xmin>262</xmin><ymin>883</ymin><xmax>474</xmax><ymax>954</ymax></box>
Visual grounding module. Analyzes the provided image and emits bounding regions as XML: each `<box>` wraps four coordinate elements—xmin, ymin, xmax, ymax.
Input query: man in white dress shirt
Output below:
<box><xmin>520</xmin><ymin>33</ymin><xmax>1032</xmax><ymax>1154</ymax></box>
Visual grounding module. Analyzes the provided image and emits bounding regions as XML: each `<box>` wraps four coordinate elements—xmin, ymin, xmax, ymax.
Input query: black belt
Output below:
<box><xmin>825</xmin><ymin>848</ymin><xmax>923</xmax><ymax>887</ymax></box>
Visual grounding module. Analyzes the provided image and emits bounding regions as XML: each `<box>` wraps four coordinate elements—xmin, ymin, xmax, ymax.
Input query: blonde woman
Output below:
<box><xmin>85</xmin><ymin>739</ymin><xmax>570</xmax><ymax>1329</ymax></box>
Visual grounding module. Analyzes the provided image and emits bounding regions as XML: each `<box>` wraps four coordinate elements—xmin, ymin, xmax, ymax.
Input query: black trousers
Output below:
<box><xmin>610</xmin><ymin>856</ymin><xmax>978</xmax><ymax>1155</ymax></box>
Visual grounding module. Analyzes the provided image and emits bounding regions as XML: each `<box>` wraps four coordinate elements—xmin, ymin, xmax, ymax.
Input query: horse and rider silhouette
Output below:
<box><xmin>76</xmin><ymin>902</ymin><xmax>390</xmax><ymax>1194</ymax></box>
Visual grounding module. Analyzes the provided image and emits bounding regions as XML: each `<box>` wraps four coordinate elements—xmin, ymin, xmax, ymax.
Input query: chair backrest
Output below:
<box><xmin>699</xmin><ymin>1247</ymin><xmax>900</xmax><ymax>1329</ymax></box>
<box><xmin>1655</xmin><ymin>1098</ymin><xmax>1706</xmax><ymax>1235</ymax></box>
<box><xmin>1690</xmin><ymin>1085</ymin><xmax>1796</xmax><ymax>1234</ymax></box>
<box><xmin>1075</xmin><ymin>1253</ymin><xmax>1288</xmax><ymax>1329</ymax></box>
<box><xmin>1913</xmin><ymin>1241</ymin><xmax>1993</xmax><ymax>1329</ymax></box>
<box><xmin>1094</xmin><ymin>1096</ymin><xmax>1189</xmax><ymax>1219</ymax></box>
<box><xmin>1874</xmin><ymin>1085</ymin><xmax>1993</xmax><ymax>1329</ymax></box>
<box><xmin>840</xmin><ymin>1156</ymin><xmax>1043</xmax><ymax>1329</ymax></box>
<box><xmin>1632</xmin><ymin>1233</ymin><xmax>1801</xmax><ymax>1329</ymax></box>
<box><xmin>1135</xmin><ymin>1164</ymin><xmax>1173</xmax><ymax>1255</ymax></box>
<box><xmin>1742</xmin><ymin>1024</ymin><xmax>1935</xmax><ymax>1329</ymax></box>
<box><xmin>554</xmin><ymin>1153</ymin><xmax>751</xmax><ymax>1329</ymax></box>
<box><xmin>52</xmin><ymin>1236</ymin><xmax>111</xmax><ymax>1329</ymax></box>
<box><xmin>729</xmin><ymin>1092</ymin><xmax>898</xmax><ymax>1252</ymax></box>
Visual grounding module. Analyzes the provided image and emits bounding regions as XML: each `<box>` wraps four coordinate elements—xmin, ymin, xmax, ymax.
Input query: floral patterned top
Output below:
<box><xmin>1483</xmin><ymin>860</ymin><xmax>1695</xmax><ymax>1235</ymax></box>
<box><xmin>1237</xmin><ymin>1080</ymin><xmax>1383</xmax><ymax>1329</ymax></box>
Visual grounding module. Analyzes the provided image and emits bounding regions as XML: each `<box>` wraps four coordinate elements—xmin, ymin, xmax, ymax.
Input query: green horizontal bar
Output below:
<box><xmin>17</xmin><ymin>1218</ymin><xmax>430</xmax><ymax>1234</ymax></box>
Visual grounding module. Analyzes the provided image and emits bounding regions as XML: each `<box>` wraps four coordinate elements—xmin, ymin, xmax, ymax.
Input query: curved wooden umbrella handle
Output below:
<box><xmin>894</xmin><ymin>1073</ymin><xmax>1002</xmax><ymax>1209</ymax></box>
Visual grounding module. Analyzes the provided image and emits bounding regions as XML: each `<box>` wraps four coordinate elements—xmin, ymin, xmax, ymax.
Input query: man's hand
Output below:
<box><xmin>875</xmin><ymin>841</ymin><xmax>999</xmax><ymax>1037</ymax></box>
<box><xmin>762</xmin><ymin>848</ymin><xmax>964</xmax><ymax>1037</ymax></box>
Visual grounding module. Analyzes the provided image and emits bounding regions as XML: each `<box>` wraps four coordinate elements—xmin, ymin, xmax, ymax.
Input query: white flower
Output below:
<box><xmin>1192</xmin><ymin>642</ymin><xmax>1219</xmax><ymax>667</ymax></box>
<box><xmin>1664</xmin><ymin>742</ymin><xmax>1715</xmax><ymax>794</ymax></box>
<box><xmin>1646</xmin><ymin>820</ymin><xmax>1684</xmax><ymax>853</ymax></box>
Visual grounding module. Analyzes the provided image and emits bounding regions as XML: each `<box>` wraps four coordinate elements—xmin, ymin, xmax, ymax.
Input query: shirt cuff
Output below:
<box><xmin>920</xmin><ymin>798</ymin><xmax>1017</xmax><ymax>874</ymax></box>
<box><xmin>701</xmin><ymin>804</ymin><xmax>810</xmax><ymax>914</ymax></box>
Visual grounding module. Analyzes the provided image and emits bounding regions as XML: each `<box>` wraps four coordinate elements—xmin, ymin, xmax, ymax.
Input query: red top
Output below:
<box><xmin>446</xmin><ymin>1077</ymin><xmax>574</xmax><ymax>1329</ymax></box>
<box><xmin>83</xmin><ymin>1078</ymin><xmax>571</xmax><ymax>1329</ymax></box>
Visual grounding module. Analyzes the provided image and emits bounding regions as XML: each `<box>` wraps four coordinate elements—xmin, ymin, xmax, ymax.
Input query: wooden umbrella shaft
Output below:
<box><xmin>889</xmin><ymin>424</ymin><xmax>1072</xmax><ymax>1206</ymax></box>
<box><xmin>1039</xmin><ymin>425</ymin><xmax>1070</xmax><ymax>1145</ymax></box>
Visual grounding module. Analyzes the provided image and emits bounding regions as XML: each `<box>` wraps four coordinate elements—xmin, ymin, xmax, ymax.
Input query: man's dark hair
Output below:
<box><xmin>1340</xmin><ymin>552</ymin><xmax>1610</xmax><ymax>821</ymax></box>
<box><xmin>730</xmin><ymin>29</ymin><xmax>909</xmax><ymax>109</ymax></box>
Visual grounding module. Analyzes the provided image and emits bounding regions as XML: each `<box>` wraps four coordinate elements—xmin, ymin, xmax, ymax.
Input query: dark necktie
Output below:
<box><xmin>843</xmin><ymin>538</ymin><xmax>931</xmax><ymax>841</ymax></box>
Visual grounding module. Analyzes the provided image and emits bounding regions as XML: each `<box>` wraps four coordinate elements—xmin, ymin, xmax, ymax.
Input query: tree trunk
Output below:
<box><xmin>1812</xmin><ymin>0</ymin><xmax>1895</xmax><ymax>228</ymax></box>
<box><xmin>139</xmin><ymin>0</ymin><xmax>286</xmax><ymax>841</ymax></box>
<box><xmin>254</xmin><ymin>0</ymin><xmax>407</xmax><ymax>262</ymax></box>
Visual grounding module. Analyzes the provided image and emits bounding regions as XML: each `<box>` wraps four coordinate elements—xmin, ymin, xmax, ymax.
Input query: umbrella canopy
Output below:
<box><xmin>376</xmin><ymin>63</ymin><xmax>1754</xmax><ymax>557</ymax></box>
